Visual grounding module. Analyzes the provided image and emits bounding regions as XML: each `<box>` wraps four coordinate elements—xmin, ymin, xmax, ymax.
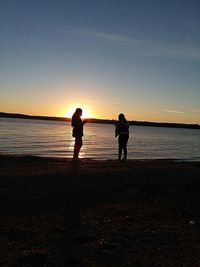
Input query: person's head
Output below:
<box><xmin>71</xmin><ymin>108</ymin><xmax>83</xmax><ymax>126</ymax></box>
<box><xmin>74</xmin><ymin>108</ymin><xmax>82</xmax><ymax>117</ymax></box>
<box><xmin>118</xmin><ymin>113</ymin><xmax>126</xmax><ymax>121</ymax></box>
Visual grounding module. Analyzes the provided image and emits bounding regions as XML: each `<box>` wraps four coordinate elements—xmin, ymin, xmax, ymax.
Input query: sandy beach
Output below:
<box><xmin>1</xmin><ymin>155</ymin><xmax>200</xmax><ymax>266</ymax></box>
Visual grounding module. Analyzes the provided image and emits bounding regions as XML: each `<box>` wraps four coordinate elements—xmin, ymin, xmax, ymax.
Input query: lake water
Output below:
<box><xmin>0</xmin><ymin>117</ymin><xmax>200</xmax><ymax>161</ymax></box>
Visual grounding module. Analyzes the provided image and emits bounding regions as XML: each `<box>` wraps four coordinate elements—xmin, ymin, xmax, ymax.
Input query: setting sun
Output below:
<box><xmin>65</xmin><ymin>105</ymin><xmax>92</xmax><ymax>119</ymax></box>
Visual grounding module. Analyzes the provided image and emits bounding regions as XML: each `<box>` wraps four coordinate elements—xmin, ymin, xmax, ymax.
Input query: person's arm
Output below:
<box><xmin>83</xmin><ymin>119</ymin><xmax>88</xmax><ymax>125</ymax></box>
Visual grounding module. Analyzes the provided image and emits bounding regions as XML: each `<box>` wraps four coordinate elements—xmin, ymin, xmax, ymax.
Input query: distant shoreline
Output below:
<box><xmin>1</xmin><ymin>111</ymin><xmax>200</xmax><ymax>130</ymax></box>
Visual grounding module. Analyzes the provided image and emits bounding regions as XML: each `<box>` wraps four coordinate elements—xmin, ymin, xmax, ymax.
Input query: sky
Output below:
<box><xmin>1</xmin><ymin>0</ymin><xmax>200</xmax><ymax>124</ymax></box>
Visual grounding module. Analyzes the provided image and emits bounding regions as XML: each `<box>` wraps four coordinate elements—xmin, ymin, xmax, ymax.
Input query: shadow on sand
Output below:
<box><xmin>1</xmin><ymin>157</ymin><xmax>200</xmax><ymax>266</ymax></box>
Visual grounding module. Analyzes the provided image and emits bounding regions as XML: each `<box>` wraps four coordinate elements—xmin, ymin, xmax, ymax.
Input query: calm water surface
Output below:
<box><xmin>0</xmin><ymin>117</ymin><xmax>200</xmax><ymax>161</ymax></box>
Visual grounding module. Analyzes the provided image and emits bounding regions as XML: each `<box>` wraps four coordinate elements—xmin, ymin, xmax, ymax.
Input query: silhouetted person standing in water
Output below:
<box><xmin>71</xmin><ymin>108</ymin><xmax>87</xmax><ymax>161</ymax></box>
<box><xmin>115</xmin><ymin>113</ymin><xmax>129</xmax><ymax>161</ymax></box>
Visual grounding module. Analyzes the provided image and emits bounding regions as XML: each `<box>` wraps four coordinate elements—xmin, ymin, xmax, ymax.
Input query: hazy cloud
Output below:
<box><xmin>82</xmin><ymin>29</ymin><xmax>200</xmax><ymax>59</ymax></box>
<box><xmin>192</xmin><ymin>109</ymin><xmax>200</xmax><ymax>113</ymax></box>
<box><xmin>163</xmin><ymin>109</ymin><xmax>185</xmax><ymax>114</ymax></box>
<box><xmin>83</xmin><ymin>30</ymin><xmax>141</xmax><ymax>45</ymax></box>
<box><xmin>149</xmin><ymin>111</ymin><xmax>160</xmax><ymax>115</ymax></box>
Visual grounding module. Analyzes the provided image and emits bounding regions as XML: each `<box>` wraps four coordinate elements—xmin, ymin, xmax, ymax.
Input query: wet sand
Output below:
<box><xmin>0</xmin><ymin>155</ymin><xmax>200</xmax><ymax>266</ymax></box>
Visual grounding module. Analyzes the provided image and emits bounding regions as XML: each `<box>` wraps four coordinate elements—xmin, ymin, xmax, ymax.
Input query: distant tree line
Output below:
<box><xmin>0</xmin><ymin>112</ymin><xmax>200</xmax><ymax>130</ymax></box>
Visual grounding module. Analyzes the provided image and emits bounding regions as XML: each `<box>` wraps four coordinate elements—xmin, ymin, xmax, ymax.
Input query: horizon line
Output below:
<box><xmin>0</xmin><ymin>111</ymin><xmax>199</xmax><ymax>127</ymax></box>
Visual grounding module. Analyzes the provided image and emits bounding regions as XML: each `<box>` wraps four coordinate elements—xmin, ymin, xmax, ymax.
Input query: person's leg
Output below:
<box><xmin>118</xmin><ymin>135</ymin><xmax>123</xmax><ymax>160</ymax></box>
<box><xmin>73</xmin><ymin>137</ymin><xmax>82</xmax><ymax>159</ymax></box>
<box><xmin>122</xmin><ymin>135</ymin><xmax>129</xmax><ymax>160</ymax></box>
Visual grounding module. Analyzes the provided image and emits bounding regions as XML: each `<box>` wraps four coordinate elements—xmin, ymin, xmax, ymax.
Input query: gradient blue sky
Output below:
<box><xmin>1</xmin><ymin>0</ymin><xmax>200</xmax><ymax>123</ymax></box>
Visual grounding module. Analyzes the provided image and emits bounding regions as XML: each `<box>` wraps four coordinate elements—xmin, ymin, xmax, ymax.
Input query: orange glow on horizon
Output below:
<box><xmin>64</xmin><ymin>105</ymin><xmax>93</xmax><ymax>119</ymax></box>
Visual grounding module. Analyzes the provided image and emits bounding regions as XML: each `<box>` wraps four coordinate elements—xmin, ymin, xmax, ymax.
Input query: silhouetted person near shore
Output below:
<box><xmin>71</xmin><ymin>108</ymin><xmax>87</xmax><ymax>161</ymax></box>
<box><xmin>115</xmin><ymin>113</ymin><xmax>129</xmax><ymax>161</ymax></box>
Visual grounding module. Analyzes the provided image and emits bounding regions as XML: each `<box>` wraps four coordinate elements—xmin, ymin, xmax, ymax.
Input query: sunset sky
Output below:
<box><xmin>1</xmin><ymin>0</ymin><xmax>200</xmax><ymax>124</ymax></box>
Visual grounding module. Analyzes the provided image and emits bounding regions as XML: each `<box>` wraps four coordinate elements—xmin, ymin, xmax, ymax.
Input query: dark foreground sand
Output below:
<box><xmin>0</xmin><ymin>155</ymin><xmax>200</xmax><ymax>267</ymax></box>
